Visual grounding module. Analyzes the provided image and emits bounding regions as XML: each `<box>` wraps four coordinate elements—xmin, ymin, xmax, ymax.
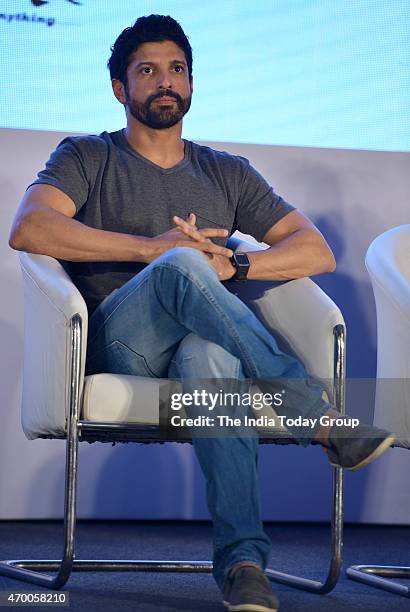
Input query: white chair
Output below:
<box><xmin>347</xmin><ymin>224</ymin><xmax>410</xmax><ymax>597</ymax></box>
<box><xmin>0</xmin><ymin>236</ymin><xmax>346</xmax><ymax>594</ymax></box>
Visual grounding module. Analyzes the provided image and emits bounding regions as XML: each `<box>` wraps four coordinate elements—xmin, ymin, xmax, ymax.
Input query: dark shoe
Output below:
<box><xmin>223</xmin><ymin>565</ymin><xmax>279</xmax><ymax>611</ymax></box>
<box><xmin>325</xmin><ymin>421</ymin><xmax>395</xmax><ymax>471</ymax></box>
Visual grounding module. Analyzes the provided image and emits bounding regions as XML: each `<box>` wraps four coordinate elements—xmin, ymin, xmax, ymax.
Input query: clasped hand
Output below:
<box><xmin>151</xmin><ymin>213</ymin><xmax>236</xmax><ymax>281</ymax></box>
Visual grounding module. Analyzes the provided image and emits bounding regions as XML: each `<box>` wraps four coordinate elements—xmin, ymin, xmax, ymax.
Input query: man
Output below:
<box><xmin>9</xmin><ymin>15</ymin><xmax>395</xmax><ymax>612</ymax></box>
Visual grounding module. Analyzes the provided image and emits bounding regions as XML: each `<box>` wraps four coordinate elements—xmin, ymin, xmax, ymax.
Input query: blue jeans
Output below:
<box><xmin>85</xmin><ymin>247</ymin><xmax>331</xmax><ymax>589</ymax></box>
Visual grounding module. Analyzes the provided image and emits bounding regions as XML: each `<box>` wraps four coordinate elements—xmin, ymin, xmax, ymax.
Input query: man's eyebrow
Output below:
<box><xmin>134</xmin><ymin>59</ymin><xmax>188</xmax><ymax>68</ymax></box>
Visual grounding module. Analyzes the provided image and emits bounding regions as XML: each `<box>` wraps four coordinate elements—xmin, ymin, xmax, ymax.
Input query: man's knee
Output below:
<box><xmin>174</xmin><ymin>333</ymin><xmax>242</xmax><ymax>378</ymax></box>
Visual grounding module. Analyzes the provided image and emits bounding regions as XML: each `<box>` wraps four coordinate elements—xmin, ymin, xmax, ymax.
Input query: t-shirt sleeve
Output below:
<box><xmin>27</xmin><ymin>137</ymin><xmax>90</xmax><ymax>213</ymax></box>
<box><xmin>234</xmin><ymin>160</ymin><xmax>296</xmax><ymax>242</ymax></box>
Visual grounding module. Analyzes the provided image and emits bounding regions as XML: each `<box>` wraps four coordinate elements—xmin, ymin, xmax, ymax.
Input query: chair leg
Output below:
<box><xmin>0</xmin><ymin>318</ymin><xmax>346</xmax><ymax>594</ymax></box>
<box><xmin>265</xmin><ymin>466</ymin><xmax>343</xmax><ymax>593</ymax></box>
<box><xmin>265</xmin><ymin>324</ymin><xmax>346</xmax><ymax>593</ymax></box>
<box><xmin>346</xmin><ymin>565</ymin><xmax>410</xmax><ymax>597</ymax></box>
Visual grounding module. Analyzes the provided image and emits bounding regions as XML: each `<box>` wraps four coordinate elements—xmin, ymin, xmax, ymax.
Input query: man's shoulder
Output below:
<box><xmin>55</xmin><ymin>130</ymin><xmax>118</xmax><ymax>158</ymax></box>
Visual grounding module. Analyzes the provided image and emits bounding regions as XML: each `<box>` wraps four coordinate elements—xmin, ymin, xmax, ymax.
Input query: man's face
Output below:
<box><xmin>119</xmin><ymin>40</ymin><xmax>193</xmax><ymax>129</ymax></box>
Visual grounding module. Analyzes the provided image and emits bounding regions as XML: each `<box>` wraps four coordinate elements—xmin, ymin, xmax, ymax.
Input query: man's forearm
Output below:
<box><xmin>9</xmin><ymin>207</ymin><xmax>152</xmax><ymax>262</ymax></box>
<box><xmin>246</xmin><ymin>229</ymin><xmax>336</xmax><ymax>281</ymax></box>
<box><xmin>9</xmin><ymin>206</ymin><xmax>233</xmax><ymax>263</ymax></box>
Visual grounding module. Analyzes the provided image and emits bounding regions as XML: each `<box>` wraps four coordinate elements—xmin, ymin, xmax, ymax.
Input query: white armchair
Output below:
<box><xmin>347</xmin><ymin>224</ymin><xmax>410</xmax><ymax>598</ymax></box>
<box><xmin>0</xmin><ymin>236</ymin><xmax>346</xmax><ymax>594</ymax></box>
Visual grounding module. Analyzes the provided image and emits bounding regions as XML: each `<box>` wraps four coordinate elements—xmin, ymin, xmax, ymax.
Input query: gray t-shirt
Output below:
<box><xmin>29</xmin><ymin>129</ymin><xmax>295</xmax><ymax>315</ymax></box>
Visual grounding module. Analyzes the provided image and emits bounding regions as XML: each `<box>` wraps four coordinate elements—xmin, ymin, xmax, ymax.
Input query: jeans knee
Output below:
<box><xmin>174</xmin><ymin>333</ymin><xmax>243</xmax><ymax>379</ymax></box>
<box><xmin>156</xmin><ymin>246</ymin><xmax>217</xmax><ymax>280</ymax></box>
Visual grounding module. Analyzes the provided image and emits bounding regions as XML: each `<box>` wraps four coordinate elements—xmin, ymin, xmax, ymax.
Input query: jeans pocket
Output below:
<box><xmin>87</xmin><ymin>340</ymin><xmax>157</xmax><ymax>378</ymax></box>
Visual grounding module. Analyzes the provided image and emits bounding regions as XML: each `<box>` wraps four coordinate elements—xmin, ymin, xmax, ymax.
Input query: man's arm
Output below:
<box><xmin>174</xmin><ymin>209</ymin><xmax>336</xmax><ymax>281</ymax></box>
<box><xmin>246</xmin><ymin>209</ymin><xmax>336</xmax><ymax>280</ymax></box>
<box><xmin>8</xmin><ymin>184</ymin><xmax>232</xmax><ymax>262</ymax></box>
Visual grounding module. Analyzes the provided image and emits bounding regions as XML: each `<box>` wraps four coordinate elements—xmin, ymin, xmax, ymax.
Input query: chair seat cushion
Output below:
<box><xmin>82</xmin><ymin>374</ymin><xmax>168</xmax><ymax>425</ymax></box>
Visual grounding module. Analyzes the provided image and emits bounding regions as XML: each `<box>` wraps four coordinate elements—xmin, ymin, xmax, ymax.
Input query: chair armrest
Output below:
<box><xmin>227</xmin><ymin>235</ymin><xmax>345</xmax><ymax>395</ymax></box>
<box><xmin>18</xmin><ymin>252</ymin><xmax>88</xmax><ymax>440</ymax></box>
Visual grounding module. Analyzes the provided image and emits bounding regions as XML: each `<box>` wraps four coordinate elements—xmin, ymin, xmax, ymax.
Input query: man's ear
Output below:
<box><xmin>189</xmin><ymin>75</ymin><xmax>194</xmax><ymax>94</ymax></box>
<box><xmin>112</xmin><ymin>79</ymin><xmax>126</xmax><ymax>105</ymax></box>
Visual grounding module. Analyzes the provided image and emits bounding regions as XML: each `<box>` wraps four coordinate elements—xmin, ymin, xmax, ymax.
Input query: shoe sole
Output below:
<box><xmin>329</xmin><ymin>435</ymin><xmax>396</xmax><ymax>471</ymax></box>
<box><xmin>223</xmin><ymin>600</ymin><xmax>278</xmax><ymax>612</ymax></box>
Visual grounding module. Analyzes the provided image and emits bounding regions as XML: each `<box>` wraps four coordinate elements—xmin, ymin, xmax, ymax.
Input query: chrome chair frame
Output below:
<box><xmin>346</xmin><ymin>565</ymin><xmax>410</xmax><ymax>597</ymax></box>
<box><xmin>0</xmin><ymin>315</ymin><xmax>346</xmax><ymax>594</ymax></box>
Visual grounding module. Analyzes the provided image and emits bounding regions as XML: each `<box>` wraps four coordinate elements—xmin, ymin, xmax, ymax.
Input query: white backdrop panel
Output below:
<box><xmin>0</xmin><ymin>127</ymin><xmax>409</xmax><ymax>522</ymax></box>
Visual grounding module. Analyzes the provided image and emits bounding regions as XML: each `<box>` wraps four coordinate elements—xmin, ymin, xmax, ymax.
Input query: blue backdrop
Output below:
<box><xmin>1</xmin><ymin>0</ymin><xmax>409</xmax><ymax>151</ymax></box>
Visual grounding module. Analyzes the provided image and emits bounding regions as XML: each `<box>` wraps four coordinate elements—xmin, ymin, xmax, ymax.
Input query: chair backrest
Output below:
<box><xmin>365</xmin><ymin>224</ymin><xmax>410</xmax><ymax>440</ymax></box>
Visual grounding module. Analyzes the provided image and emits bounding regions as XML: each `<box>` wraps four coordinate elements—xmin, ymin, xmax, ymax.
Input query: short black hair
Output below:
<box><xmin>108</xmin><ymin>14</ymin><xmax>193</xmax><ymax>85</ymax></box>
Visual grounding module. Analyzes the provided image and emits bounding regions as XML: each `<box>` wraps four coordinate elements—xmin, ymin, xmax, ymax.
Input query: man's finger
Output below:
<box><xmin>174</xmin><ymin>216</ymin><xmax>228</xmax><ymax>240</ymax></box>
<box><xmin>174</xmin><ymin>217</ymin><xmax>207</xmax><ymax>242</ymax></box>
<box><xmin>179</xmin><ymin>240</ymin><xmax>233</xmax><ymax>258</ymax></box>
<box><xmin>178</xmin><ymin>225</ymin><xmax>228</xmax><ymax>241</ymax></box>
<box><xmin>186</xmin><ymin>212</ymin><xmax>197</xmax><ymax>226</ymax></box>
<box><xmin>198</xmin><ymin>228</ymin><xmax>230</xmax><ymax>238</ymax></box>
<box><xmin>174</xmin><ymin>216</ymin><xmax>208</xmax><ymax>242</ymax></box>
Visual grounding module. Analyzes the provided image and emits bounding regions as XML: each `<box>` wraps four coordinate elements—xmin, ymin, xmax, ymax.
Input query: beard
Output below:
<box><xmin>125</xmin><ymin>87</ymin><xmax>192</xmax><ymax>129</ymax></box>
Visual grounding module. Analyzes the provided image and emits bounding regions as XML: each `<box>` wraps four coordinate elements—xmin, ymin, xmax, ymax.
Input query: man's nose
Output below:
<box><xmin>156</xmin><ymin>70</ymin><xmax>173</xmax><ymax>89</ymax></box>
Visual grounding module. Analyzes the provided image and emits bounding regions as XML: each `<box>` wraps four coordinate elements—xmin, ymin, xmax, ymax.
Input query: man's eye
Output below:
<box><xmin>174</xmin><ymin>66</ymin><xmax>184</xmax><ymax>73</ymax></box>
<box><xmin>142</xmin><ymin>67</ymin><xmax>152</xmax><ymax>74</ymax></box>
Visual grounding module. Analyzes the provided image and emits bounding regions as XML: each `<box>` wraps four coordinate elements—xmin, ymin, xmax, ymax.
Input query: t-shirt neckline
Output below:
<box><xmin>116</xmin><ymin>128</ymin><xmax>191</xmax><ymax>174</ymax></box>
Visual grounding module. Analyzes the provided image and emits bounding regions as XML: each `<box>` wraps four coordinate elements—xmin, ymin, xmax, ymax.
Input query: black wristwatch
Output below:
<box><xmin>230</xmin><ymin>251</ymin><xmax>250</xmax><ymax>281</ymax></box>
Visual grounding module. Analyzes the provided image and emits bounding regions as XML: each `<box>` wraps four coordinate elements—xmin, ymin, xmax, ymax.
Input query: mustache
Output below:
<box><xmin>147</xmin><ymin>91</ymin><xmax>183</xmax><ymax>105</ymax></box>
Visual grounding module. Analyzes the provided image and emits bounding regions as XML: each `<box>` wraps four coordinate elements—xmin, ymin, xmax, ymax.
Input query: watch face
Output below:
<box><xmin>235</xmin><ymin>253</ymin><xmax>249</xmax><ymax>266</ymax></box>
<box><xmin>233</xmin><ymin>252</ymin><xmax>250</xmax><ymax>280</ymax></box>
